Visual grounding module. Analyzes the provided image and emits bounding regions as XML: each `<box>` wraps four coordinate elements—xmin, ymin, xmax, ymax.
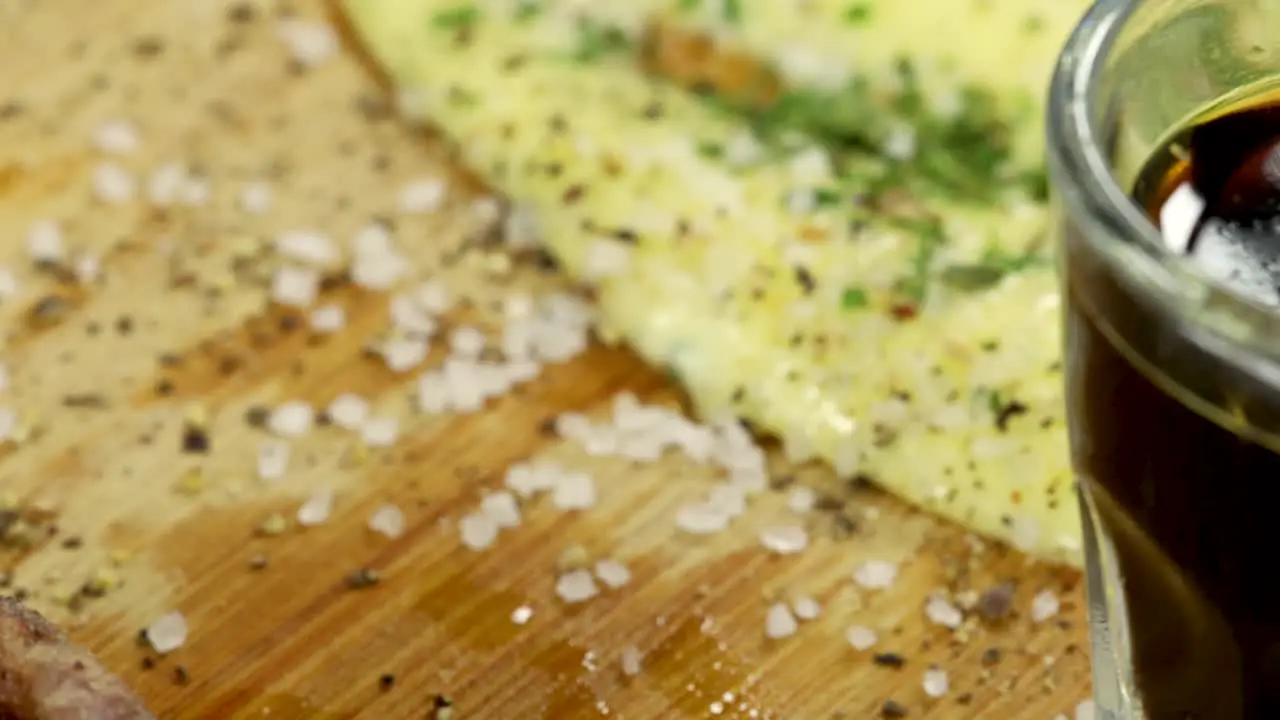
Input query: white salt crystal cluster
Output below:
<box><xmin>555</xmin><ymin>569</ymin><xmax>598</xmax><ymax>603</ymax></box>
<box><xmin>925</xmin><ymin>595</ymin><xmax>964</xmax><ymax>629</ymax></box>
<box><xmin>845</xmin><ymin>625</ymin><xmax>877</xmax><ymax>651</ymax></box>
<box><xmin>764</xmin><ymin>602</ymin><xmax>798</xmax><ymax>639</ymax></box>
<box><xmin>276</xmin><ymin>19</ymin><xmax>338</xmax><ymax>67</ymax></box>
<box><xmin>146</xmin><ymin>611</ymin><xmax>189</xmax><ymax>654</ymax></box>
<box><xmin>1031</xmin><ymin>589</ymin><xmax>1061</xmax><ymax>623</ymax></box>
<box><xmin>368</xmin><ymin>504</ymin><xmax>406</xmax><ymax>539</ymax></box>
<box><xmin>853</xmin><ymin>560</ymin><xmax>898</xmax><ymax>590</ymax></box>
<box><xmin>297</xmin><ymin>488</ymin><xmax>334</xmax><ymax>527</ymax></box>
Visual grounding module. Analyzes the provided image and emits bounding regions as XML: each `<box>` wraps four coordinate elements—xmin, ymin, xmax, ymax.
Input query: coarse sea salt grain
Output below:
<box><xmin>368</xmin><ymin>503</ymin><xmax>406</xmax><ymax>539</ymax></box>
<box><xmin>764</xmin><ymin>602</ymin><xmax>798</xmax><ymax>639</ymax></box>
<box><xmin>268</xmin><ymin>401</ymin><xmax>314</xmax><ymax>437</ymax></box>
<box><xmin>594</xmin><ymin>559</ymin><xmax>631</xmax><ymax>589</ymax></box>
<box><xmin>760</xmin><ymin>525</ymin><xmax>808</xmax><ymax>555</ymax></box>
<box><xmin>146</xmin><ymin>163</ymin><xmax>185</xmax><ymax>206</ymax></box>
<box><xmin>91</xmin><ymin>162</ymin><xmax>135</xmax><ymax>204</ymax></box>
<box><xmin>256</xmin><ymin>440</ymin><xmax>290</xmax><ymax>481</ymax></box>
<box><xmin>853</xmin><ymin>560</ymin><xmax>898</xmax><ymax>590</ymax></box>
<box><xmin>276</xmin><ymin>18</ymin><xmax>338</xmax><ymax>67</ymax></box>
<box><xmin>239</xmin><ymin>181</ymin><xmax>273</xmax><ymax>214</ymax></box>
<box><xmin>0</xmin><ymin>268</ymin><xmax>19</xmax><ymax>300</ymax></box>
<box><xmin>792</xmin><ymin>596</ymin><xmax>821</xmax><ymax>621</ymax></box>
<box><xmin>926</xmin><ymin>596</ymin><xmax>964</xmax><ymax>629</ymax></box>
<box><xmin>480</xmin><ymin>492</ymin><xmax>522</xmax><ymax>528</ymax></box>
<box><xmin>146</xmin><ymin>611</ymin><xmax>188</xmax><ymax>654</ymax></box>
<box><xmin>310</xmin><ymin>304</ymin><xmax>346</xmax><ymax>333</ymax></box>
<box><xmin>327</xmin><ymin>393</ymin><xmax>368</xmax><ymax>430</ymax></box>
<box><xmin>552</xmin><ymin>471</ymin><xmax>596</xmax><ymax>510</ymax></box>
<box><xmin>1031</xmin><ymin>589</ymin><xmax>1061</xmax><ymax>623</ymax></box>
<box><xmin>620</xmin><ymin>646</ymin><xmax>643</xmax><ymax>676</ymax></box>
<box><xmin>27</xmin><ymin>220</ymin><xmax>63</xmax><ymax>263</ymax></box>
<box><xmin>416</xmin><ymin>280</ymin><xmax>451</xmax><ymax>315</ymax></box>
<box><xmin>271</xmin><ymin>265</ymin><xmax>320</xmax><ymax>307</ymax></box>
<box><xmin>360</xmin><ymin>416</ymin><xmax>400</xmax><ymax>448</ymax></box>
<box><xmin>846</xmin><ymin>625</ymin><xmax>878</xmax><ymax>651</ymax></box>
<box><xmin>398</xmin><ymin>177</ymin><xmax>447</xmax><ymax>214</ymax></box>
<box><xmin>787</xmin><ymin>485</ymin><xmax>817</xmax><ymax>514</ymax></box>
<box><xmin>276</xmin><ymin>230</ymin><xmax>338</xmax><ymax>266</ymax></box>
<box><xmin>675</xmin><ymin>503</ymin><xmax>729</xmax><ymax>535</ymax></box>
<box><xmin>923</xmin><ymin>667</ymin><xmax>950</xmax><ymax>698</ymax></box>
<box><xmin>297</xmin><ymin>488</ymin><xmax>334</xmax><ymax>527</ymax></box>
<box><xmin>179</xmin><ymin>174</ymin><xmax>210</xmax><ymax>206</ymax></box>
<box><xmin>74</xmin><ymin>255</ymin><xmax>100</xmax><ymax>284</ymax></box>
<box><xmin>0</xmin><ymin>408</ymin><xmax>19</xmax><ymax>443</ymax></box>
<box><xmin>93</xmin><ymin>119</ymin><xmax>140</xmax><ymax>154</ymax></box>
<box><xmin>381</xmin><ymin>337</ymin><xmax>429</xmax><ymax>373</ymax></box>
<box><xmin>511</xmin><ymin>605</ymin><xmax>534</xmax><ymax>625</ymax></box>
<box><xmin>503</xmin><ymin>462</ymin><xmax>556</xmax><ymax>498</ymax></box>
<box><xmin>555</xmin><ymin>569</ymin><xmax>599</xmax><ymax>604</ymax></box>
<box><xmin>459</xmin><ymin>512</ymin><xmax>499</xmax><ymax>550</ymax></box>
<box><xmin>449</xmin><ymin>326</ymin><xmax>487</xmax><ymax>358</ymax></box>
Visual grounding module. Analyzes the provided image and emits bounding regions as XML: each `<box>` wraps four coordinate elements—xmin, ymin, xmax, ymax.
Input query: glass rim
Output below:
<box><xmin>1046</xmin><ymin>0</ymin><xmax>1280</xmax><ymax>362</ymax></box>
<box><xmin>1047</xmin><ymin>0</ymin><xmax>1164</xmax><ymax>280</ymax></box>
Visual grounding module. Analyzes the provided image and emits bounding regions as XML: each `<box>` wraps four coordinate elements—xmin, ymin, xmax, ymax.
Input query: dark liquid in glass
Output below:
<box><xmin>1065</xmin><ymin>99</ymin><xmax>1280</xmax><ymax>719</ymax></box>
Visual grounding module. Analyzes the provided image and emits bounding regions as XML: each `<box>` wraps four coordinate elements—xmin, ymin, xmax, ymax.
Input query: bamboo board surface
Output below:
<box><xmin>0</xmin><ymin>0</ymin><xmax>1092</xmax><ymax>717</ymax></box>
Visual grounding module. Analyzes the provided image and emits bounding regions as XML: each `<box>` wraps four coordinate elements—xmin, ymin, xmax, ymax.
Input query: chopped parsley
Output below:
<box><xmin>844</xmin><ymin>3</ymin><xmax>872</xmax><ymax>23</ymax></box>
<box><xmin>572</xmin><ymin>21</ymin><xmax>631</xmax><ymax>62</ymax></box>
<box><xmin>940</xmin><ymin>245</ymin><xmax>1052</xmax><ymax>292</ymax></box>
<box><xmin>722</xmin><ymin>0</ymin><xmax>742</xmax><ymax>23</ymax></box>
<box><xmin>431</xmin><ymin>4</ymin><xmax>480</xmax><ymax>30</ymax></box>
<box><xmin>678</xmin><ymin>0</ymin><xmax>701</xmax><ymax>11</ymax></box>
<box><xmin>513</xmin><ymin>1</ymin><xmax>541</xmax><ymax>23</ymax></box>
<box><xmin>895</xmin><ymin>217</ymin><xmax>946</xmax><ymax>305</ymax></box>
<box><xmin>841</xmin><ymin>287</ymin><xmax>869</xmax><ymax>310</ymax></box>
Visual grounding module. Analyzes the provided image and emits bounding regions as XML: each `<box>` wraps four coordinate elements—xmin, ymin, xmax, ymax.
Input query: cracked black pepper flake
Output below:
<box><xmin>244</xmin><ymin>406</ymin><xmax>269</xmax><ymax>427</ymax></box>
<box><xmin>793</xmin><ymin>265</ymin><xmax>817</xmax><ymax>294</ymax></box>
<box><xmin>994</xmin><ymin>399</ymin><xmax>1030</xmax><ymax>432</ymax></box>
<box><xmin>181</xmin><ymin>425</ymin><xmax>211</xmax><ymax>454</ymax></box>
<box><xmin>133</xmin><ymin>36</ymin><xmax>165</xmax><ymax>58</ymax></box>
<box><xmin>981</xmin><ymin>647</ymin><xmax>1004</xmax><ymax>666</ymax></box>
<box><xmin>172</xmin><ymin>665</ymin><xmax>190</xmax><ymax>686</ymax></box>
<box><xmin>346</xmin><ymin>568</ymin><xmax>381</xmax><ymax>589</ymax></box>
<box><xmin>430</xmin><ymin>694</ymin><xmax>455</xmax><ymax>719</ymax></box>
<box><xmin>141</xmin><ymin>656</ymin><xmax>156</xmax><ymax>670</ymax></box>
<box><xmin>975</xmin><ymin>581</ymin><xmax>1016</xmax><ymax>621</ymax></box>
<box><xmin>880</xmin><ymin>699</ymin><xmax>909</xmax><ymax>718</ymax></box>
<box><xmin>379</xmin><ymin>673</ymin><xmax>396</xmax><ymax>690</ymax></box>
<box><xmin>872</xmin><ymin>652</ymin><xmax>906</xmax><ymax>669</ymax></box>
<box><xmin>62</xmin><ymin>393</ymin><xmax>108</xmax><ymax>409</ymax></box>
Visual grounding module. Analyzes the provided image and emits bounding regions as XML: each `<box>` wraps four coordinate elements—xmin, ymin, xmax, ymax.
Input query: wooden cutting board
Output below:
<box><xmin>0</xmin><ymin>0</ymin><xmax>1092</xmax><ymax>717</ymax></box>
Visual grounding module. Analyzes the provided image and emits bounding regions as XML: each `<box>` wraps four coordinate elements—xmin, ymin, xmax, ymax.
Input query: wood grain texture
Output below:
<box><xmin>0</xmin><ymin>0</ymin><xmax>1092</xmax><ymax>718</ymax></box>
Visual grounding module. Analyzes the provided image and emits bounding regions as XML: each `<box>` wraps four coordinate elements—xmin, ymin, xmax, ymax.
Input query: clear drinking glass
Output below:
<box><xmin>1048</xmin><ymin>1</ymin><xmax>1280</xmax><ymax>718</ymax></box>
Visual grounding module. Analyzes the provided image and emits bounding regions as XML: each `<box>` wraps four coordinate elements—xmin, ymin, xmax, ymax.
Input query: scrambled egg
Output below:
<box><xmin>341</xmin><ymin>0</ymin><xmax>1091</xmax><ymax>565</ymax></box>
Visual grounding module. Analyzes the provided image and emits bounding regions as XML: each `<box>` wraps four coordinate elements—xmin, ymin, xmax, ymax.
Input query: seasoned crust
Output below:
<box><xmin>0</xmin><ymin>597</ymin><xmax>154</xmax><ymax>720</ymax></box>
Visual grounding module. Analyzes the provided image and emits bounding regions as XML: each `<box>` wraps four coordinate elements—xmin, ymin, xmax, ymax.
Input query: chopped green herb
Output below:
<box><xmin>678</xmin><ymin>0</ymin><xmax>701</xmax><ymax>11</ymax></box>
<box><xmin>696</xmin><ymin>140</ymin><xmax>725</xmax><ymax>159</ymax></box>
<box><xmin>940</xmin><ymin>246</ymin><xmax>1052</xmax><ymax>292</ymax></box>
<box><xmin>572</xmin><ymin>21</ymin><xmax>631</xmax><ymax>62</ymax></box>
<box><xmin>984</xmin><ymin>388</ymin><xmax>1005</xmax><ymax>417</ymax></box>
<box><xmin>431</xmin><ymin>4</ymin><xmax>480</xmax><ymax>30</ymax></box>
<box><xmin>813</xmin><ymin>187</ymin><xmax>844</xmax><ymax>207</ymax></box>
<box><xmin>844</xmin><ymin>3</ymin><xmax>872</xmax><ymax>24</ymax></box>
<box><xmin>841</xmin><ymin>287</ymin><xmax>869</xmax><ymax>310</ymax></box>
<box><xmin>513</xmin><ymin>1</ymin><xmax>541</xmax><ymax>22</ymax></box>
<box><xmin>722</xmin><ymin>0</ymin><xmax>742</xmax><ymax>23</ymax></box>
<box><xmin>895</xmin><ymin>218</ymin><xmax>946</xmax><ymax>305</ymax></box>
